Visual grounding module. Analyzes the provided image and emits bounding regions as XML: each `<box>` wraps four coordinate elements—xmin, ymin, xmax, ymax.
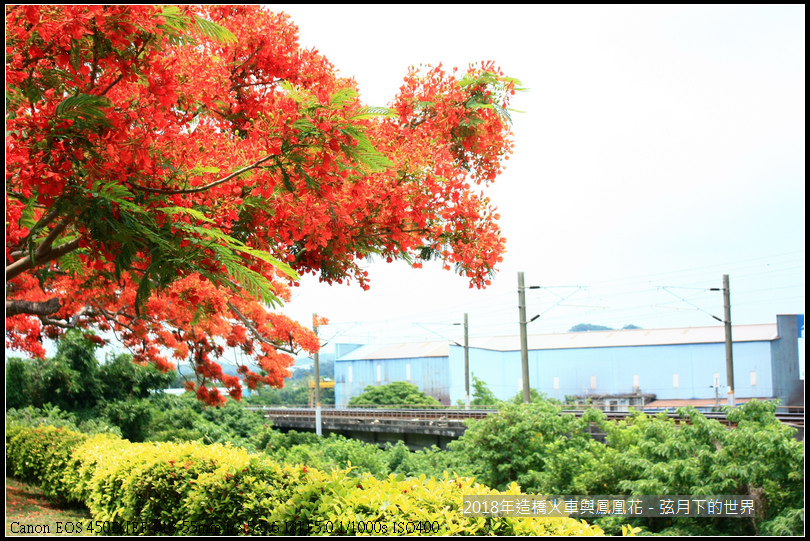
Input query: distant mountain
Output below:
<box><xmin>568</xmin><ymin>323</ymin><xmax>642</xmax><ymax>332</ymax></box>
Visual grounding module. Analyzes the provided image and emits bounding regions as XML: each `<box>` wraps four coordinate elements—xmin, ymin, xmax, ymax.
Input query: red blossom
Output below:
<box><xmin>6</xmin><ymin>6</ymin><xmax>517</xmax><ymax>406</ymax></box>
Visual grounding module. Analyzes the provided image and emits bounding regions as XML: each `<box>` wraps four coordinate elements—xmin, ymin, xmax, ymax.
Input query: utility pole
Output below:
<box><xmin>722</xmin><ymin>275</ymin><xmax>735</xmax><ymax>407</ymax></box>
<box><xmin>313</xmin><ymin>313</ymin><xmax>322</xmax><ymax>436</ymax></box>
<box><xmin>518</xmin><ymin>272</ymin><xmax>531</xmax><ymax>404</ymax></box>
<box><xmin>464</xmin><ymin>313</ymin><xmax>470</xmax><ymax>410</ymax></box>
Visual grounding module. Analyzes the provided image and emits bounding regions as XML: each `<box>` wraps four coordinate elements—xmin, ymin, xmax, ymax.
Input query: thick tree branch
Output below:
<box><xmin>15</xmin><ymin>206</ymin><xmax>62</xmax><ymax>250</ymax></box>
<box><xmin>38</xmin><ymin>315</ymin><xmax>74</xmax><ymax>328</ymax></box>
<box><xmin>6</xmin><ymin>297</ymin><xmax>62</xmax><ymax>317</ymax></box>
<box><xmin>6</xmin><ymin>237</ymin><xmax>82</xmax><ymax>281</ymax></box>
<box><xmin>34</xmin><ymin>217</ymin><xmax>72</xmax><ymax>259</ymax></box>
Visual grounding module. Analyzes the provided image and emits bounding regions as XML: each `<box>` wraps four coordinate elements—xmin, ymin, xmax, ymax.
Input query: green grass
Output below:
<box><xmin>6</xmin><ymin>477</ymin><xmax>92</xmax><ymax>536</ymax></box>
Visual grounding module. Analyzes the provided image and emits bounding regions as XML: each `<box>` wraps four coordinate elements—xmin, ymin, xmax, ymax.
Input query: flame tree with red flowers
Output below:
<box><xmin>6</xmin><ymin>5</ymin><xmax>522</xmax><ymax>405</ymax></box>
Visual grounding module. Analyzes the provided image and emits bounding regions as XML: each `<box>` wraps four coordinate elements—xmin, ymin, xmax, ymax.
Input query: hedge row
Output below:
<box><xmin>7</xmin><ymin>426</ymin><xmax>605</xmax><ymax>536</ymax></box>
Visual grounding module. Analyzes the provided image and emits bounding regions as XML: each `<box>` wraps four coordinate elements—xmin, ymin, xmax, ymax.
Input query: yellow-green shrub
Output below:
<box><xmin>84</xmin><ymin>440</ymin><xmax>253</xmax><ymax>534</ymax></box>
<box><xmin>182</xmin><ymin>457</ymin><xmax>313</xmax><ymax>535</ymax></box>
<box><xmin>270</xmin><ymin>470</ymin><xmax>603</xmax><ymax>536</ymax></box>
<box><xmin>7</xmin><ymin>425</ymin><xmax>88</xmax><ymax>500</ymax></box>
<box><xmin>63</xmin><ymin>432</ymin><xmax>128</xmax><ymax>503</ymax></box>
<box><xmin>8</xmin><ymin>425</ymin><xmax>603</xmax><ymax>536</ymax></box>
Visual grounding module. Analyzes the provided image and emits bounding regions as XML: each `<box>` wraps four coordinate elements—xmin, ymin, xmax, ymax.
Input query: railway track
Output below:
<box><xmin>246</xmin><ymin>406</ymin><xmax>803</xmax><ymax>429</ymax></box>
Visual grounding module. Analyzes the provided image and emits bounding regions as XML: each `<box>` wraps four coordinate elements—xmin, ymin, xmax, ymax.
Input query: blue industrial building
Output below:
<box><xmin>334</xmin><ymin>315</ymin><xmax>803</xmax><ymax>408</ymax></box>
<box><xmin>335</xmin><ymin>342</ymin><xmax>451</xmax><ymax>405</ymax></box>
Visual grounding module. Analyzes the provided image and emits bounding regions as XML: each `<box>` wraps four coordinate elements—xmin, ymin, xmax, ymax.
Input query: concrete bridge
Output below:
<box><xmin>248</xmin><ymin>406</ymin><xmax>488</xmax><ymax>449</ymax></box>
<box><xmin>247</xmin><ymin>406</ymin><xmax>804</xmax><ymax>449</ymax></box>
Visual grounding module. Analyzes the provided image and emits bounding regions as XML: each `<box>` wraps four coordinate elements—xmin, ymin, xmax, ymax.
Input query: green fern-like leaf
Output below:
<box><xmin>357</xmin><ymin>151</ymin><xmax>393</xmax><ymax>172</ymax></box>
<box><xmin>279</xmin><ymin>81</ymin><xmax>312</xmax><ymax>105</ymax></box>
<box><xmin>159</xmin><ymin>6</ymin><xmax>192</xmax><ymax>32</ymax></box>
<box><xmin>217</xmin><ymin>252</ymin><xmax>284</xmax><ymax>309</ymax></box>
<box><xmin>330</xmin><ymin>88</ymin><xmax>359</xmax><ymax>108</ymax></box>
<box><xmin>229</xmin><ymin>244</ymin><xmax>297</xmax><ymax>280</ymax></box>
<box><xmin>173</xmin><ymin>221</ymin><xmax>298</xmax><ymax>282</ymax></box>
<box><xmin>348</xmin><ymin>106</ymin><xmax>399</xmax><ymax>120</ymax></box>
<box><xmin>56</xmin><ymin>249</ymin><xmax>86</xmax><ymax>278</ymax></box>
<box><xmin>343</xmin><ymin>128</ymin><xmax>377</xmax><ymax>154</ymax></box>
<box><xmin>56</xmin><ymin>94</ymin><xmax>111</xmax><ymax>122</ymax></box>
<box><xmin>159</xmin><ymin>206</ymin><xmax>214</xmax><ymax>224</ymax></box>
<box><xmin>133</xmin><ymin>265</ymin><xmax>155</xmax><ymax>316</ymax></box>
<box><xmin>192</xmin><ymin>15</ymin><xmax>237</xmax><ymax>44</ymax></box>
<box><xmin>292</xmin><ymin>118</ymin><xmax>315</xmax><ymax>131</ymax></box>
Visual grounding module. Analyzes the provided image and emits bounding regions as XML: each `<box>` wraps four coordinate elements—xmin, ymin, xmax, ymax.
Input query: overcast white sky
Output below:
<box><xmin>268</xmin><ymin>4</ymin><xmax>805</xmax><ymax>350</ymax></box>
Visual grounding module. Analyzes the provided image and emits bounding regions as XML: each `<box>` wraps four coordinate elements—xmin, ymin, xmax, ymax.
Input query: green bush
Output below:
<box><xmin>597</xmin><ymin>401</ymin><xmax>805</xmax><ymax>535</ymax></box>
<box><xmin>7</xmin><ymin>425</ymin><xmax>89</xmax><ymax>501</ymax></box>
<box><xmin>80</xmin><ymin>439</ymin><xmax>254</xmax><ymax>534</ymax></box>
<box><xmin>144</xmin><ymin>393</ymin><xmax>265</xmax><ymax>447</ymax></box>
<box><xmin>449</xmin><ymin>401</ymin><xmax>608</xmax><ymax>493</ymax></box>
<box><xmin>385</xmin><ymin>441</ymin><xmax>474</xmax><ymax>480</ymax></box>
<box><xmin>183</xmin><ymin>457</ymin><xmax>312</xmax><ymax>534</ymax></box>
<box><xmin>270</xmin><ymin>470</ymin><xmax>603</xmax><ymax>536</ymax></box>
<box><xmin>63</xmin><ymin>432</ymin><xmax>128</xmax><ymax>504</ymax></box>
<box><xmin>98</xmin><ymin>398</ymin><xmax>155</xmax><ymax>442</ymax></box>
<box><xmin>6</xmin><ymin>405</ymin><xmax>122</xmax><ymax>438</ymax></box>
<box><xmin>266</xmin><ymin>433</ymin><xmax>390</xmax><ymax>478</ymax></box>
<box><xmin>6</xmin><ymin>357</ymin><xmax>39</xmax><ymax>410</ymax></box>
<box><xmin>8</xmin><ymin>425</ymin><xmax>604</xmax><ymax>536</ymax></box>
<box><xmin>348</xmin><ymin>381</ymin><xmax>441</xmax><ymax>407</ymax></box>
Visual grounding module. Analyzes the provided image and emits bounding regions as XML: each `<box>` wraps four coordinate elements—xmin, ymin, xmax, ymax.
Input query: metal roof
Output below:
<box><xmin>335</xmin><ymin>322</ymin><xmax>780</xmax><ymax>360</ymax></box>
<box><xmin>467</xmin><ymin>323</ymin><xmax>779</xmax><ymax>352</ymax></box>
<box><xmin>336</xmin><ymin>341</ymin><xmax>450</xmax><ymax>361</ymax></box>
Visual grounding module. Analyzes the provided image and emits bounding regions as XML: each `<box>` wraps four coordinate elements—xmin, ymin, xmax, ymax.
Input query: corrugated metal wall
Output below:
<box><xmin>334</xmin><ymin>329</ymin><xmax>788</xmax><ymax>406</ymax></box>
<box><xmin>335</xmin><ymin>356</ymin><xmax>450</xmax><ymax>406</ymax></box>
<box><xmin>448</xmin><ymin>341</ymin><xmax>775</xmax><ymax>403</ymax></box>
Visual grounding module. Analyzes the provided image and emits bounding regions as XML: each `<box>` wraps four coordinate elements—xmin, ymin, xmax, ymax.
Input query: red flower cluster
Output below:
<box><xmin>6</xmin><ymin>6</ymin><xmax>519</xmax><ymax>406</ymax></box>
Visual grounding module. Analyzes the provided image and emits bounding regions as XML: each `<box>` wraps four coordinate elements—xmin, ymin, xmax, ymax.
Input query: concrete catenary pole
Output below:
<box><xmin>313</xmin><ymin>313</ymin><xmax>322</xmax><ymax>436</ymax></box>
<box><xmin>464</xmin><ymin>313</ymin><xmax>470</xmax><ymax>410</ymax></box>
<box><xmin>518</xmin><ymin>272</ymin><xmax>530</xmax><ymax>403</ymax></box>
<box><xmin>723</xmin><ymin>275</ymin><xmax>735</xmax><ymax>407</ymax></box>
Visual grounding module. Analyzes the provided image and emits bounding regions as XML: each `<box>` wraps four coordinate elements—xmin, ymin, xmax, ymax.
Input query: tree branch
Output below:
<box><xmin>34</xmin><ymin>216</ymin><xmax>72</xmax><ymax>260</ymax></box>
<box><xmin>38</xmin><ymin>315</ymin><xmax>74</xmax><ymax>328</ymax></box>
<box><xmin>6</xmin><ymin>237</ymin><xmax>82</xmax><ymax>281</ymax></box>
<box><xmin>226</xmin><ymin>301</ymin><xmax>297</xmax><ymax>355</ymax></box>
<box><xmin>6</xmin><ymin>297</ymin><xmax>62</xmax><ymax>318</ymax></box>
<box><xmin>129</xmin><ymin>154</ymin><xmax>276</xmax><ymax>195</ymax></box>
<box><xmin>15</xmin><ymin>206</ymin><xmax>62</xmax><ymax>250</ymax></box>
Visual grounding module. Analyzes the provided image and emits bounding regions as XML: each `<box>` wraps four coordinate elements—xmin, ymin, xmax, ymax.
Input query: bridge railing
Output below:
<box><xmin>245</xmin><ymin>403</ymin><xmax>802</xmax><ymax>427</ymax></box>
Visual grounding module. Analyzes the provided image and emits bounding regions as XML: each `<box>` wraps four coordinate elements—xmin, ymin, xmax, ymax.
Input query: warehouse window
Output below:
<box><xmin>590</xmin><ymin>375</ymin><xmax>597</xmax><ymax>390</ymax></box>
<box><xmin>633</xmin><ymin>374</ymin><xmax>640</xmax><ymax>389</ymax></box>
<box><xmin>553</xmin><ymin>377</ymin><xmax>560</xmax><ymax>390</ymax></box>
<box><xmin>348</xmin><ymin>366</ymin><xmax>353</xmax><ymax>383</ymax></box>
<box><xmin>377</xmin><ymin>364</ymin><xmax>381</xmax><ymax>383</ymax></box>
<box><xmin>406</xmin><ymin>364</ymin><xmax>411</xmax><ymax>382</ymax></box>
<box><xmin>673</xmin><ymin>373</ymin><xmax>679</xmax><ymax>388</ymax></box>
<box><xmin>750</xmin><ymin>371</ymin><xmax>757</xmax><ymax>387</ymax></box>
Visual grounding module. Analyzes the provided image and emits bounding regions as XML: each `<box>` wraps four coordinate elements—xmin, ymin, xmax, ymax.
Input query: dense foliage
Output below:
<box><xmin>7</xmin><ymin>425</ymin><xmax>603</xmax><ymax>536</ymax></box>
<box><xmin>243</xmin><ymin>379</ymin><xmax>335</xmax><ymax>406</ymax></box>
<box><xmin>348</xmin><ymin>381</ymin><xmax>441</xmax><ymax>407</ymax></box>
<box><xmin>6</xmin><ymin>329</ymin><xmax>174</xmax><ymax>440</ymax></box>
<box><xmin>6</xmin><ymin>5</ymin><xmax>520</xmax><ymax>405</ymax></box>
<box><xmin>7</xmin><ymin>393</ymin><xmax>803</xmax><ymax>535</ymax></box>
<box><xmin>6</xmin><ymin>332</ymin><xmax>802</xmax><ymax>535</ymax></box>
<box><xmin>451</xmin><ymin>401</ymin><xmax>804</xmax><ymax>536</ymax></box>
<box><xmin>469</xmin><ymin>374</ymin><xmax>499</xmax><ymax>406</ymax></box>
